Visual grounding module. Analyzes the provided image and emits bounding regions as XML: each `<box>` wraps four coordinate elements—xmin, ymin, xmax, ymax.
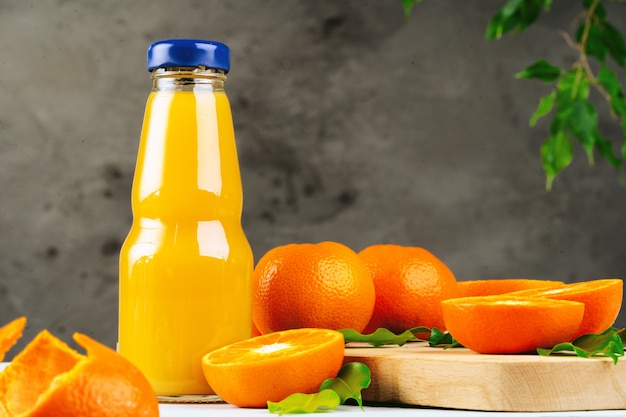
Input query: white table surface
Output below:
<box><xmin>1</xmin><ymin>363</ymin><xmax>624</xmax><ymax>416</ymax></box>
<box><xmin>158</xmin><ymin>403</ymin><xmax>626</xmax><ymax>417</ymax></box>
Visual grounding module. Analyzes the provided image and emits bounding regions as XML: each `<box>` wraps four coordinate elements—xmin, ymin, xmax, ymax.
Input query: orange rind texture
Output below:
<box><xmin>359</xmin><ymin>244</ymin><xmax>457</xmax><ymax>333</ymax></box>
<box><xmin>253</xmin><ymin>241</ymin><xmax>375</xmax><ymax>334</ymax></box>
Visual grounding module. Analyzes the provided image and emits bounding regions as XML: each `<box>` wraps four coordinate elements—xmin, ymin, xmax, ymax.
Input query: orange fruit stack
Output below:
<box><xmin>0</xmin><ymin>317</ymin><xmax>158</xmax><ymax>417</ymax></box>
<box><xmin>253</xmin><ymin>241</ymin><xmax>375</xmax><ymax>334</ymax></box>
<box><xmin>202</xmin><ymin>328</ymin><xmax>345</xmax><ymax>408</ymax></box>
<box><xmin>358</xmin><ymin>244</ymin><xmax>457</xmax><ymax>333</ymax></box>
<box><xmin>456</xmin><ymin>279</ymin><xmax>564</xmax><ymax>298</ymax></box>
<box><xmin>442</xmin><ymin>296</ymin><xmax>585</xmax><ymax>354</ymax></box>
<box><xmin>508</xmin><ymin>278</ymin><xmax>623</xmax><ymax>339</ymax></box>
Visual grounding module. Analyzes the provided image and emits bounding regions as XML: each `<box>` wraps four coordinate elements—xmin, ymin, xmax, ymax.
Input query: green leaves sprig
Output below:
<box><xmin>339</xmin><ymin>326</ymin><xmax>461</xmax><ymax>348</ymax></box>
<box><xmin>404</xmin><ymin>0</ymin><xmax>626</xmax><ymax>189</ymax></box>
<box><xmin>339</xmin><ymin>327</ymin><xmax>418</xmax><ymax>347</ymax></box>
<box><xmin>492</xmin><ymin>0</ymin><xmax>626</xmax><ymax>189</ymax></box>
<box><xmin>538</xmin><ymin>327</ymin><xmax>625</xmax><ymax>364</ymax></box>
<box><xmin>268</xmin><ymin>390</ymin><xmax>340</xmax><ymax>415</ymax></box>
<box><xmin>267</xmin><ymin>362</ymin><xmax>371</xmax><ymax>415</ymax></box>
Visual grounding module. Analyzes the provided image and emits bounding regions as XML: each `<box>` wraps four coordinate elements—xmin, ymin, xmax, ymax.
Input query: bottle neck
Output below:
<box><xmin>151</xmin><ymin>67</ymin><xmax>226</xmax><ymax>92</ymax></box>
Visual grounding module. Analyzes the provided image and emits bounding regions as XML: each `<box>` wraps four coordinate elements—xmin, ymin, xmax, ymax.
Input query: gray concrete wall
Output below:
<box><xmin>1</xmin><ymin>0</ymin><xmax>625</xmax><ymax>356</ymax></box>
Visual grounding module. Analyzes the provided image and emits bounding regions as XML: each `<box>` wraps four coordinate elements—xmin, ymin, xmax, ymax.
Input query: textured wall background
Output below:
<box><xmin>1</xmin><ymin>0</ymin><xmax>625</xmax><ymax>357</ymax></box>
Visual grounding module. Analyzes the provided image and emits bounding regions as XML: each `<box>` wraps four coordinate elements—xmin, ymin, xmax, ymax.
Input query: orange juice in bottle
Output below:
<box><xmin>118</xmin><ymin>39</ymin><xmax>253</xmax><ymax>399</ymax></box>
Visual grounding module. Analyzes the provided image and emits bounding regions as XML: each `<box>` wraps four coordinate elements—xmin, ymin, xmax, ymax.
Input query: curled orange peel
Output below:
<box><xmin>0</xmin><ymin>317</ymin><xmax>158</xmax><ymax>417</ymax></box>
<box><xmin>0</xmin><ymin>317</ymin><xmax>26</xmax><ymax>363</ymax></box>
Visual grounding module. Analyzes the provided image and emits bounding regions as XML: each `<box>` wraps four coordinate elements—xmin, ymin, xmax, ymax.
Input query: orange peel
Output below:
<box><xmin>0</xmin><ymin>317</ymin><xmax>158</xmax><ymax>417</ymax></box>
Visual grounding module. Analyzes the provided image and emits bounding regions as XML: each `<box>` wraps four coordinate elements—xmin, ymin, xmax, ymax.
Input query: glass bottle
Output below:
<box><xmin>118</xmin><ymin>39</ymin><xmax>253</xmax><ymax>399</ymax></box>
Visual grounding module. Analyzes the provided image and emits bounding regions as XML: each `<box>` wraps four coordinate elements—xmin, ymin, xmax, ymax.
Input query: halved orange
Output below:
<box><xmin>442</xmin><ymin>295</ymin><xmax>584</xmax><ymax>354</ymax></box>
<box><xmin>202</xmin><ymin>328</ymin><xmax>345</xmax><ymax>408</ymax></box>
<box><xmin>456</xmin><ymin>279</ymin><xmax>564</xmax><ymax>298</ymax></box>
<box><xmin>0</xmin><ymin>317</ymin><xmax>26</xmax><ymax>362</ymax></box>
<box><xmin>508</xmin><ymin>278</ymin><xmax>623</xmax><ymax>339</ymax></box>
<box><xmin>0</xmin><ymin>320</ymin><xmax>158</xmax><ymax>417</ymax></box>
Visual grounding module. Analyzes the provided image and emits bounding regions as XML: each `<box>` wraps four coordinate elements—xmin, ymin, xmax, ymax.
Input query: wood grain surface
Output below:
<box><xmin>343</xmin><ymin>342</ymin><xmax>626</xmax><ymax>412</ymax></box>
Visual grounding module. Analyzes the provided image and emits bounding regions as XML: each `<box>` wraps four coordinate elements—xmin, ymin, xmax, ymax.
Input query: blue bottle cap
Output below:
<box><xmin>147</xmin><ymin>39</ymin><xmax>230</xmax><ymax>73</ymax></box>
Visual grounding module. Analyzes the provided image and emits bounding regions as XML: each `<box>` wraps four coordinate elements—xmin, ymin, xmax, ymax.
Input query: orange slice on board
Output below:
<box><xmin>508</xmin><ymin>278</ymin><xmax>623</xmax><ymax>339</ymax></box>
<box><xmin>456</xmin><ymin>279</ymin><xmax>564</xmax><ymax>298</ymax></box>
<box><xmin>202</xmin><ymin>328</ymin><xmax>345</xmax><ymax>408</ymax></box>
<box><xmin>442</xmin><ymin>295</ymin><xmax>584</xmax><ymax>354</ymax></box>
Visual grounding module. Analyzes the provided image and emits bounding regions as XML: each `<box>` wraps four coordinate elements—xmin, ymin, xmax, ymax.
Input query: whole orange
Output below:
<box><xmin>253</xmin><ymin>241</ymin><xmax>375</xmax><ymax>334</ymax></box>
<box><xmin>359</xmin><ymin>244</ymin><xmax>457</xmax><ymax>333</ymax></box>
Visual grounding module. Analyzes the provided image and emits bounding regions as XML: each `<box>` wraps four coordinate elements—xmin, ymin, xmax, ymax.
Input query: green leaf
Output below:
<box><xmin>516</xmin><ymin>1</ymin><xmax>543</xmax><ymax>32</ymax></box>
<box><xmin>603</xmin><ymin>21</ymin><xmax>626</xmax><ymax>67</ymax></box>
<box><xmin>622</xmin><ymin>118</ymin><xmax>626</xmax><ymax>161</ymax></box>
<box><xmin>340</xmin><ymin>327</ymin><xmax>417</xmax><ymax>347</ymax></box>
<box><xmin>426</xmin><ymin>327</ymin><xmax>462</xmax><ymax>348</ymax></box>
<box><xmin>556</xmin><ymin>68</ymin><xmax>590</xmax><ymax>102</ymax></box>
<box><xmin>583</xmin><ymin>0</ymin><xmax>607</xmax><ymax>21</ymax></box>
<box><xmin>486</xmin><ymin>0</ymin><xmax>550</xmax><ymax>40</ymax></box>
<box><xmin>404</xmin><ymin>326</ymin><xmax>462</xmax><ymax>348</ymax></box>
<box><xmin>567</xmin><ymin>100</ymin><xmax>598</xmax><ymax>162</ymax></box>
<box><xmin>575</xmin><ymin>15</ymin><xmax>626</xmax><ymax>66</ymax></box>
<box><xmin>319</xmin><ymin>362</ymin><xmax>371</xmax><ymax>409</ymax></box>
<box><xmin>576</xmin><ymin>23</ymin><xmax>609</xmax><ymax>62</ymax></box>
<box><xmin>515</xmin><ymin>59</ymin><xmax>562</xmax><ymax>82</ymax></box>
<box><xmin>401</xmin><ymin>0</ymin><xmax>424</xmax><ymax>18</ymax></box>
<box><xmin>341</xmin><ymin>326</ymin><xmax>462</xmax><ymax>349</ymax></box>
<box><xmin>593</xmin><ymin>128</ymin><xmax>623</xmax><ymax>168</ymax></box>
<box><xmin>541</xmin><ymin>130</ymin><xmax>573</xmax><ymax>190</ymax></box>
<box><xmin>267</xmin><ymin>362</ymin><xmax>371</xmax><ymax>415</ymax></box>
<box><xmin>597</xmin><ymin>65</ymin><xmax>626</xmax><ymax>121</ymax></box>
<box><xmin>268</xmin><ymin>390</ymin><xmax>341</xmax><ymax>415</ymax></box>
<box><xmin>537</xmin><ymin>328</ymin><xmax>625</xmax><ymax>364</ymax></box>
<box><xmin>530</xmin><ymin>91</ymin><xmax>556</xmax><ymax>126</ymax></box>
<box><xmin>485</xmin><ymin>0</ymin><xmax>526</xmax><ymax>40</ymax></box>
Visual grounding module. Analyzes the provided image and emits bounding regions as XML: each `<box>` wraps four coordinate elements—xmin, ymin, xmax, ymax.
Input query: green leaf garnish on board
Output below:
<box><xmin>537</xmin><ymin>328</ymin><xmax>625</xmax><ymax>364</ymax></box>
<box><xmin>319</xmin><ymin>362</ymin><xmax>371</xmax><ymax>409</ymax></box>
<box><xmin>340</xmin><ymin>326</ymin><xmax>463</xmax><ymax>348</ymax></box>
<box><xmin>422</xmin><ymin>327</ymin><xmax>463</xmax><ymax>349</ymax></box>
<box><xmin>339</xmin><ymin>327</ymin><xmax>417</xmax><ymax>347</ymax></box>
<box><xmin>267</xmin><ymin>362</ymin><xmax>371</xmax><ymax>415</ymax></box>
<box><xmin>267</xmin><ymin>390</ymin><xmax>341</xmax><ymax>416</ymax></box>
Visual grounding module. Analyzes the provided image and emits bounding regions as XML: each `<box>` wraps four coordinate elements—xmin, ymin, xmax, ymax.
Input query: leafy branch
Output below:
<box><xmin>404</xmin><ymin>0</ymin><xmax>626</xmax><ymax>190</ymax></box>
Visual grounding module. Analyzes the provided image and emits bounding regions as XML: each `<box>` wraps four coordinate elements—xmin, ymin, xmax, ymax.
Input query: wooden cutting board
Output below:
<box><xmin>343</xmin><ymin>342</ymin><xmax>626</xmax><ymax>412</ymax></box>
